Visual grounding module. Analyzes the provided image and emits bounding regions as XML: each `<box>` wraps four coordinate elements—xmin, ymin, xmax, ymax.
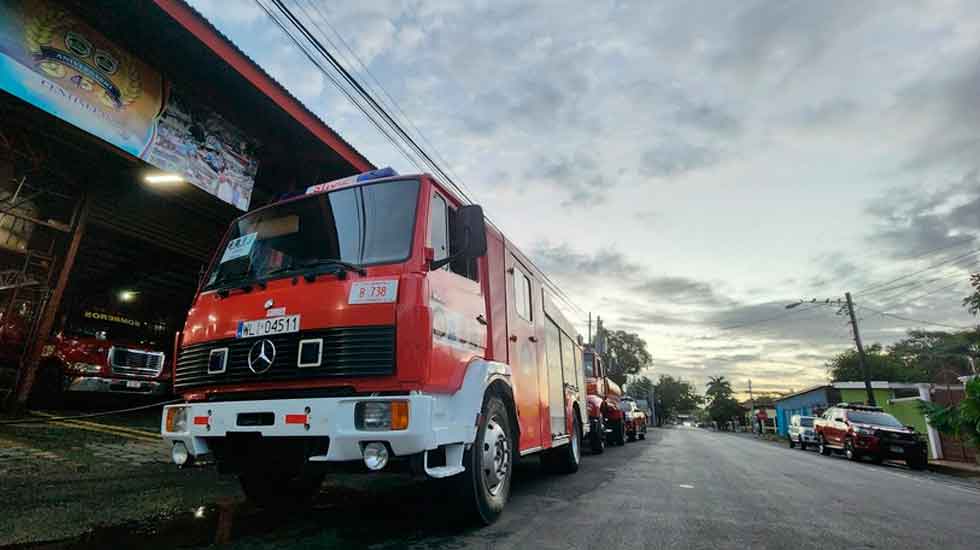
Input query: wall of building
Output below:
<box><xmin>775</xmin><ymin>388</ymin><xmax>833</xmax><ymax>437</ymax></box>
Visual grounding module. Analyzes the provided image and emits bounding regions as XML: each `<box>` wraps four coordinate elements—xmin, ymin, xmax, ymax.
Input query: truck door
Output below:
<box><xmin>505</xmin><ymin>255</ymin><xmax>542</xmax><ymax>450</ymax></box>
<box><xmin>544</xmin><ymin>318</ymin><xmax>568</xmax><ymax>438</ymax></box>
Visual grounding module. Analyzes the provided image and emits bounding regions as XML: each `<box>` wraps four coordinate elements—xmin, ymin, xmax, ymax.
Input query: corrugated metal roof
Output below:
<box><xmin>155</xmin><ymin>0</ymin><xmax>374</xmax><ymax>172</ymax></box>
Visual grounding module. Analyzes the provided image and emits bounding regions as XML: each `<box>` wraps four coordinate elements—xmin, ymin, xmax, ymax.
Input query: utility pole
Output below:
<box><xmin>845</xmin><ymin>291</ymin><xmax>876</xmax><ymax>406</ymax></box>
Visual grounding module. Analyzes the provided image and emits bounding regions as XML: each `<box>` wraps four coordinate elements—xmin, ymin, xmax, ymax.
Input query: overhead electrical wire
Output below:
<box><xmin>856</xmin><ymin>305</ymin><xmax>974</xmax><ymax>331</ymax></box>
<box><xmin>856</xmin><ymin>247</ymin><xmax>980</xmax><ymax>296</ymax></box>
<box><xmin>256</xmin><ymin>0</ymin><xmax>590</xmax><ymax>319</ymax></box>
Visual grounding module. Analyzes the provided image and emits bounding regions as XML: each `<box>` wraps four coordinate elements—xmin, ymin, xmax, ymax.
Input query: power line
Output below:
<box><xmin>256</xmin><ymin>0</ymin><xmax>590</xmax><ymax>321</ymax></box>
<box><xmin>717</xmin><ymin>303</ymin><xmax>829</xmax><ymax>331</ymax></box>
<box><xmin>253</xmin><ymin>0</ymin><xmax>425</xmax><ymax>173</ymax></box>
<box><xmin>856</xmin><ymin>305</ymin><xmax>974</xmax><ymax>331</ymax></box>
<box><xmin>297</xmin><ymin>0</ymin><xmax>471</xmax><ymax>192</ymax></box>
<box><xmin>856</xmin><ymin>248</ymin><xmax>980</xmax><ymax>296</ymax></box>
<box><xmin>874</xmin><ymin>277</ymin><xmax>972</xmax><ymax>311</ymax></box>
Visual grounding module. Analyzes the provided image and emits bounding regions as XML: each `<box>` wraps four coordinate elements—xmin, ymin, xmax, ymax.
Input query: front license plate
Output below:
<box><xmin>890</xmin><ymin>445</ymin><xmax>904</xmax><ymax>454</ymax></box>
<box><xmin>237</xmin><ymin>315</ymin><xmax>300</xmax><ymax>338</ymax></box>
<box><xmin>126</xmin><ymin>381</ymin><xmax>141</xmax><ymax>389</ymax></box>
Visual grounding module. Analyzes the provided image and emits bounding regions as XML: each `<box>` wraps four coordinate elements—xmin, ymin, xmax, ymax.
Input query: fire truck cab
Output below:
<box><xmin>161</xmin><ymin>169</ymin><xmax>587</xmax><ymax>523</ymax></box>
<box><xmin>583</xmin><ymin>345</ymin><xmax>625</xmax><ymax>452</ymax></box>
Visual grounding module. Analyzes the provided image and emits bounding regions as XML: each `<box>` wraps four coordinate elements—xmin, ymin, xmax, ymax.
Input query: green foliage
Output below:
<box><xmin>704</xmin><ymin>376</ymin><xmax>741</xmax><ymax>427</ymax></box>
<box><xmin>963</xmin><ymin>273</ymin><xmax>980</xmax><ymax>316</ymax></box>
<box><xmin>604</xmin><ymin>330</ymin><xmax>652</xmax><ymax>386</ymax></box>
<box><xmin>826</xmin><ymin>344</ymin><xmax>923</xmax><ymax>382</ymax></box>
<box><xmin>920</xmin><ymin>377</ymin><xmax>980</xmax><ymax>450</ymax></box>
<box><xmin>652</xmin><ymin>374</ymin><xmax>701</xmax><ymax>425</ymax></box>
<box><xmin>628</xmin><ymin>376</ymin><xmax>655</xmax><ymax>400</ymax></box>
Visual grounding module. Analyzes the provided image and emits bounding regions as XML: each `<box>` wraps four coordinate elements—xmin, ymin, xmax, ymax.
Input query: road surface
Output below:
<box><xmin>4</xmin><ymin>426</ymin><xmax>979</xmax><ymax>548</ymax></box>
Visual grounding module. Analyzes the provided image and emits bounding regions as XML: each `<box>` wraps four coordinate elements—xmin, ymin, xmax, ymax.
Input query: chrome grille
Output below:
<box><xmin>174</xmin><ymin>326</ymin><xmax>395</xmax><ymax>390</ymax></box>
<box><xmin>109</xmin><ymin>347</ymin><xmax>165</xmax><ymax>377</ymax></box>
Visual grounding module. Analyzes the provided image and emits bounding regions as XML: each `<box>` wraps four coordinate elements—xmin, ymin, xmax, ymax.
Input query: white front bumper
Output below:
<box><xmin>161</xmin><ymin>393</ymin><xmax>476</xmax><ymax>463</ymax></box>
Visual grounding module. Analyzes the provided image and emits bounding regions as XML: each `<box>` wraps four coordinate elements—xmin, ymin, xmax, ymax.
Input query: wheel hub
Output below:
<box><xmin>481</xmin><ymin>416</ymin><xmax>510</xmax><ymax>496</ymax></box>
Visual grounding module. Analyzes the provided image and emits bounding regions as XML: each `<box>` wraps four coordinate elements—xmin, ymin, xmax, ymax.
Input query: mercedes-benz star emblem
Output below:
<box><xmin>248</xmin><ymin>339</ymin><xmax>276</xmax><ymax>374</ymax></box>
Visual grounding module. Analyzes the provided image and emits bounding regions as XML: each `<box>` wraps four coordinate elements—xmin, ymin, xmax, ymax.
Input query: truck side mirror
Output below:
<box><xmin>430</xmin><ymin>204</ymin><xmax>487</xmax><ymax>270</ymax></box>
<box><xmin>456</xmin><ymin>204</ymin><xmax>487</xmax><ymax>258</ymax></box>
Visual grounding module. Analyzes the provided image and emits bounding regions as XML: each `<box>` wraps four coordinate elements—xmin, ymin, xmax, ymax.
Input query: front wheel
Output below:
<box><xmin>819</xmin><ymin>436</ymin><xmax>832</xmax><ymax>456</ymax></box>
<box><xmin>457</xmin><ymin>393</ymin><xmax>514</xmax><ymax>525</ymax></box>
<box><xmin>611</xmin><ymin>419</ymin><xmax>626</xmax><ymax>446</ymax></box>
<box><xmin>789</xmin><ymin>436</ymin><xmax>796</xmax><ymax>449</ymax></box>
<box><xmin>638</xmin><ymin>425</ymin><xmax>646</xmax><ymax>440</ymax></box>
<box><xmin>845</xmin><ymin>441</ymin><xmax>860</xmax><ymax>461</ymax></box>
<box><xmin>542</xmin><ymin>414</ymin><xmax>581</xmax><ymax>474</ymax></box>
<box><xmin>589</xmin><ymin>417</ymin><xmax>605</xmax><ymax>454</ymax></box>
<box><xmin>799</xmin><ymin>439</ymin><xmax>807</xmax><ymax>451</ymax></box>
<box><xmin>906</xmin><ymin>454</ymin><xmax>927</xmax><ymax>471</ymax></box>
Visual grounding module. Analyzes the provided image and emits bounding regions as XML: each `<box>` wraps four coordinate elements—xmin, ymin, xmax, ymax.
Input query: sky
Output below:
<box><xmin>188</xmin><ymin>0</ymin><xmax>980</xmax><ymax>397</ymax></box>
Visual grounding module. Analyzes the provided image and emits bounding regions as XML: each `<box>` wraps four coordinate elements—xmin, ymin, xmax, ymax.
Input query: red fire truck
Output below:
<box><xmin>582</xmin><ymin>346</ymin><xmax>626</xmax><ymax>452</ymax></box>
<box><xmin>161</xmin><ymin>168</ymin><xmax>588</xmax><ymax>523</ymax></box>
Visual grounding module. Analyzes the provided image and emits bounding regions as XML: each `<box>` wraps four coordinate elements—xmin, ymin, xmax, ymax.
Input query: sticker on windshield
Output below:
<box><xmin>349</xmin><ymin>280</ymin><xmax>398</xmax><ymax>304</ymax></box>
<box><xmin>221</xmin><ymin>233</ymin><xmax>257</xmax><ymax>263</ymax></box>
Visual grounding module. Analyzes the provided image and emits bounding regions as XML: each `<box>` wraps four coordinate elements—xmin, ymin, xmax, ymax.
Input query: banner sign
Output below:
<box><xmin>0</xmin><ymin>0</ymin><xmax>258</xmax><ymax>210</ymax></box>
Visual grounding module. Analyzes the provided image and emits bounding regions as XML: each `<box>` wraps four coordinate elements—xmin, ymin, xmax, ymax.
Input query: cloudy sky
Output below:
<box><xmin>189</xmin><ymin>0</ymin><xmax>980</xmax><ymax>396</ymax></box>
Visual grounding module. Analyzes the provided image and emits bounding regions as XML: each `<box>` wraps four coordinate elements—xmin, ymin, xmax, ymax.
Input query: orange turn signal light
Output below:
<box><xmin>390</xmin><ymin>401</ymin><xmax>409</xmax><ymax>431</ymax></box>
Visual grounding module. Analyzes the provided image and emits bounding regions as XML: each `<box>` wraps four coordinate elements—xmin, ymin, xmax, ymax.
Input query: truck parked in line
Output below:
<box><xmin>621</xmin><ymin>396</ymin><xmax>648</xmax><ymax>441</ymax></box>
<box><xmin>161</xmin><ymin>169</ymin><xmax>588</xmax><ymax>524</ymax></box>
<box><xmin>1</xmin><ymin>308</ymin><xmax>171</xmax><ymax>404</ymax></box>
<box><xmin>582</xmin><ymin>345</ymin><xmax>625</xmax><ymax>452</ymax></box>
<box><xmin>814</xmin><ymin>403</ymin><xmax>927</xmax><ymax>469</ymax></box>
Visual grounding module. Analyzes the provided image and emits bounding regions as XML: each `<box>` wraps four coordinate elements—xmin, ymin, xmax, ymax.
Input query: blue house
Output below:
<box><xmin>774</xmin><ymin>385</ymin><xmax>841</xmax><ymax>437</ymax></box>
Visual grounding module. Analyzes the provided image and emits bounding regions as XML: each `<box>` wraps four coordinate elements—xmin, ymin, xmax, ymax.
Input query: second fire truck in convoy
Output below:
<box><xmin>161</xmin><ymin>168</ymin><xmax>588</xmax><ymax>524</ymax></box>
<box><xmin>582</xmin><ymin>344</ymin><xmax>626</xmax><ymax>452</ymax></box>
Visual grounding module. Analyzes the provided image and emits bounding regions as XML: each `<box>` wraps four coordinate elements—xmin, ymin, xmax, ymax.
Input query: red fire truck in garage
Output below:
<box><xmin>161</xmin><ymin>168</ymin><xmax>588</xmax><ymax>524</ymax></box>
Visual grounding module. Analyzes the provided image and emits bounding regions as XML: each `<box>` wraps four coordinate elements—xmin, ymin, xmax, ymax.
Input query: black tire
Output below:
<box><xmin>27</xmin><ymin>362</ymin><xmax>65</xmax><ymax>409</ymax></box>
<box><xmin>845</xmin><ymin>440</ymin><xmax>860</xmax><ymax>461</ymax></box>
<box><xmin>542</xmin><ymin>414</ymin><xmax>581</xmax><ymax>474</ymax></box>
<box><xmin>611</xmin><ymin>418</ymin><xmax>626</xmax><ymax>446</ymax></box>
<box><xmin>799</xmin><ymin>440</ymin><xmax>807</xmax><ymax>451</ymax></box>
<box><xmin>906</xmin><ymin>454</ymin><xmax>927</xmax><ymax>471</ymax></box>
<box><xmin>789</xmin><ymin>436</ymin><xmax>796</xmax><ymax>449</ymax></box>
<box><xmin>639</xmin><ymin>425</ymin><xmax>646</xmax><ymax>440</ymax></box>
<box><xmin>457</xmin><ymin>393</ymin><xmax>514</xmax><ymax>525</ymax></box>
<box><xmin>819</xmin><ymin>436</ymin><xmax>832</xmax><ymax>456</ymax></box>
<box><xmin>239</xmin><ymin>471</ymin><xmax>324</xmax><ymax>508</ymax></box>
<box><xmin>589</xmin><ymin>417</ymin><xmax>605</xmax><ymax>454</ymax></box>
<box><xmin>626</xmin><ymin>425</ymin><xmax>636</xmax><ymax>442</ymax></box>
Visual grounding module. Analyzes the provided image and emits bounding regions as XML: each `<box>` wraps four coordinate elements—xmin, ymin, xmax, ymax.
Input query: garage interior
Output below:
<box><xmin>0</xmin><ymin>0</ymin><xmax>372</xmax><ymax>406</ymax></box>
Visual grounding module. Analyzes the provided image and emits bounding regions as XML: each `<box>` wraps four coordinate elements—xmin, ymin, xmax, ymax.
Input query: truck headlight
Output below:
<box><xmin>355</xmin><ymin>401</ymin><xmax>409</xmax><ymax>431</ymax></box>
<box><xmin>165</xmin><ymin>406</ymin><xmax>188</xmax><ymax>433</ymax></box>
<box><xmin>72</xmin><ymin>362</ymin><xmax>104</xmax><ymax>374</ymax></box>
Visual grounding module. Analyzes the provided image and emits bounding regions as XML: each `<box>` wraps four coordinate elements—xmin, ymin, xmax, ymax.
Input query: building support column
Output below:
<box><xmin>5</xmin><ymin>192</ymin><xmax>90</xmax><ymax>414</ymax></box>
<box><xmin>918</xmin><ymin>383</ymin><xmax>943</xmax><ymax>460</ymax></box>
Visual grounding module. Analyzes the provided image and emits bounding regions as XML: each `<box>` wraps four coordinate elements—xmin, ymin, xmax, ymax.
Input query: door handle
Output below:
<box><xmin>476</xmin><ymin>314</ymin><xmax>487</xmax><ymax>326</ymax></box>
<box><xmin>509</xmin><ymin>335</ymin><xmax>518</xmax><ymax>342</ymax></box>
<box><xmin>528</xmin><ymin>336</ymin><xmax>539</xmax><ymax>343</ymax></box>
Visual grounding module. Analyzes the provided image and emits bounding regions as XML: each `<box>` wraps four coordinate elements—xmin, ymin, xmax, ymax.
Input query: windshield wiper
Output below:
<box><xmin>296</xmin><ymin>258</ymin><xmax>367</xmax><ymax>281</ymax></box>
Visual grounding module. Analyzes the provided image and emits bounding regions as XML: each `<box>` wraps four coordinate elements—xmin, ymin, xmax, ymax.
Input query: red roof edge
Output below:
<box><xmin>153</xmin><ymin>0</ymin><xmax>374</xmax><ymax>173</ymax></box>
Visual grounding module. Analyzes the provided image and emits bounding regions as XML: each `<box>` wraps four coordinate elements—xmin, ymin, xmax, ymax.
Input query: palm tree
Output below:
<box><xmin>705</xmin><ymin>376</ymin><xmax>732</xmax><ymax>402</ymax></box>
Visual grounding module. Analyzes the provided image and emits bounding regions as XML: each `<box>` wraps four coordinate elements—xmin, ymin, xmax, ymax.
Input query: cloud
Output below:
<box><xmin>640</xmin><ymin>141</ymin><xmax>721</xmax><ymax>178</ymax></box>
<box><xmin>865</xmin><ymin>171</ymin><xmax>980</xmax><ymax>259</ymax></box>
<box><xmin>633</xmin><ymin>277</ymin><xmax>735</xmax><ymax>308</ymax></box>
<box><xmin>530</xmin><ymin>244</ymin><xmax>639</xmax><ymax>280</ymax></box>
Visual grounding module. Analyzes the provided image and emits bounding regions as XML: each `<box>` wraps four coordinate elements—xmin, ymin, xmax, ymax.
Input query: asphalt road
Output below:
<box><xmin>5</xmin><ymin>426</ymin><xmax>980</xmax><ymax>548</ymax></box>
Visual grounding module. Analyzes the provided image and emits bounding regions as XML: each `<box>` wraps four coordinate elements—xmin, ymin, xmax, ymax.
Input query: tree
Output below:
<box><xmin>920</xmin><ymin>377</ymin><xmax>980</xmax><ymax>455</ymax></box>
<box><xmin>826</xmin><ymin>344</ymin><xmax>922</xmax><ymax>382</ymax></box>
<box><xmin>704</xmin><ymin>375</ymin><xmax>741</xmax><ymax>430</ymax></box>
<box><xmin>604</xmin><ymin>330</ymin><xmax>652</xmax><ymax>386</ymax></box>
<box><xmin>652</xmin><ymin>375</ymin><xmax>700</xmax><ymax>426</ymax></box>
<box><xmin>705</xmin><ymin>376</ymin><xmax>733</xmax><ymax>402</ymax></box>
<box><xmin>628</xmin><ymin>375</ymin><xmax>655</xmax><ymax>401</ymax></box>
<box><xmin>963</xmin><ymin>273</ymin><xmax>980</xmax><ymax>316</ymax></box>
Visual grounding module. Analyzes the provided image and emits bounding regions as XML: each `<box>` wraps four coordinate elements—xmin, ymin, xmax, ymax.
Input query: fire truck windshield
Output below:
<box><xmin>204</xmin><ymin>179</ymin><xmax>420</xmax><ymax>290</ymax></box>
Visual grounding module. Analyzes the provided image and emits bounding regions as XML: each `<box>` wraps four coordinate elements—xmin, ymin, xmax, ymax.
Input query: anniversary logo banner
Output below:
<box><xmin>0</xmin><ymin>0</ymin><xmax>258</xmax><ymax>210</ymax></box>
